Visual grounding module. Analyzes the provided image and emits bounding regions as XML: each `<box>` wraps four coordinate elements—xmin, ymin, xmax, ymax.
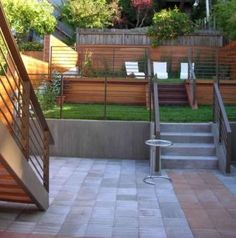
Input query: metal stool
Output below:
<box><xmin>144</xmin><ymin>139</ymin><xmax>173</xmax><ymax>185</ymax></box>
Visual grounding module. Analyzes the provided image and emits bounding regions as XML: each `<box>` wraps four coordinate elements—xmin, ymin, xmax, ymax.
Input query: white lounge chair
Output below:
<box><xmin>153</xmin><ymin>62</ymin><xmax>168</xmax><ymax>79</ymax></box>
<box><xmin>180</xmin><ymin>63</ymin><xmax>194</xmax><ymax>80</ymax></box>
<box><xmin>63</xmin><ymin>67</ymin><xmax>79</xmax><ymax>76</ymax></box>
<box><xmin>125</xmin><ymin>61</ymin><xmax>145</xmax><ymax>79</ymax></box>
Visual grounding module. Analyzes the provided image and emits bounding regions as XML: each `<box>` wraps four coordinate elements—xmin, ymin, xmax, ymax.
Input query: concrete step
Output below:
<box><xmin>162</xmin><ymin>143</ymin><xmax>216</xmax><ymax>156</ymax></box>
<box><xmin>162</xmin><ymin>155</ymin><xmax>218</xmax><ymax>169</ymax></box>
<box><xmin>161</xmin><ymin>132</ymin><xmax>214</xmax><ymax>143</ymax></box>
<box><xmin>161</xmin><ymin>123</ymin><xmax>212</xmax><ymax>133</ymax></box>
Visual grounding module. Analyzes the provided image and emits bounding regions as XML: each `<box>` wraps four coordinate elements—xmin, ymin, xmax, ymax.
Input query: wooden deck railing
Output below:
<box><xmin>0</xmin><ymin>3</ymin><xmax>53</xmax><ymax>191</ymax></box>
<box><xmin>213</xmin><ymin>82</ymin><xmax>232</xmax><ymax>174</ymax></box>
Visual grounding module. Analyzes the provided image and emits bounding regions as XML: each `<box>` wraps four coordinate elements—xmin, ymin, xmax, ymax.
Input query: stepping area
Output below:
<box><xmin>0</xmin><ymin>157</ymin><xmax>235</xmax><ymax>238</ymax></box>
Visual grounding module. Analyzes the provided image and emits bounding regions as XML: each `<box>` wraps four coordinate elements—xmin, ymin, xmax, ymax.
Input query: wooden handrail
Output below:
<box><xmin>213</xmin><ymin>82</ymin><xmax>232</xmax><ymax>173</ymax></box>
<box><xmin>0</xmin><ymin>3</ymin><xmax>53</xmax><ymax>143</ymax></box>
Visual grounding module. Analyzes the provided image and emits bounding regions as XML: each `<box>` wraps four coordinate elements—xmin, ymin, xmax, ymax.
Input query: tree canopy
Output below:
<box><xmin>214</xmin><ymin>0</ymin><xmax>236</xmax><ymax>40</ymax></box>
<box><xmin>148</xmin><ymin>7</ymin><xmax>193</xmax><ymax>46</ymax></box>
<box><xmin>2</xmin><ymin>0</ymin><xmax>56</xmax><ymax>40</ymax></box>
<box><xmin>61</xmin><ymin>0</ymin><xmax>117</xmax><ymax>29</ymax></box>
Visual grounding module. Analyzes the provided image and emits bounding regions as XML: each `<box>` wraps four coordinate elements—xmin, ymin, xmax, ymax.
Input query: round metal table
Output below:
<box><xmin>144</xmin><ymin>139</ymin><xmax>173</xmax><ymax>185</ymax></box>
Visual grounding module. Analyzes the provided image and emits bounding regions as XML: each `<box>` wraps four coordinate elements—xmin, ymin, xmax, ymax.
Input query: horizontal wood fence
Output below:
<box><xmin>61</xmin><ymin>77</ymin><xmax>236</xmax><ymax>106</ymax></box>
<box><xmin>77</xmin><ymin>29</ymin><xmax>223</xmax><ymax>47</ymax></box>
<box><xmin>186</xmin><ymin>80</ymin><xmax>236</xmax><ymax>105</ymax></box>
<box><xmin>63</xmin><ymin>77</ymin><xmax>150</xmax><ymax>106</ymax></box>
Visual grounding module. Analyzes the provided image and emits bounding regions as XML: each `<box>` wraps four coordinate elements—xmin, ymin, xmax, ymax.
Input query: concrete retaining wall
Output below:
<box><xmin>47</xmin><ymin>119</ymin><xmax>150</xmax><ymax>160</ymax></box>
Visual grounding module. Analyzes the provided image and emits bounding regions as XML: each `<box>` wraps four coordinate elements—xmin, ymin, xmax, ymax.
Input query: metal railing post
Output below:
<box><xmin>43</xmin><ymin>130</ymin><xmax>49</xmax><ymax>191</ymax></box>
<box><xmin>104</xmin><ymin>76</ymin><xmax>107</xmax><ymax>120</ymax></box>
<box><xmin>21</xmin><ymin>81</ymin><xmax>30</xmax><ymax>160</ymax></box>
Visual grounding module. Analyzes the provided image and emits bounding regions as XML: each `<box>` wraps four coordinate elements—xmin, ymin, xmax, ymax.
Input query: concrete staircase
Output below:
<box><xmin>160</xmin><ymin>123</ymin><xmax>218</xmax><ymax>169</ymax></box>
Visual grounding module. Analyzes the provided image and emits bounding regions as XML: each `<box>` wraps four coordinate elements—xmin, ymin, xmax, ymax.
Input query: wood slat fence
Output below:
<box><xmin>77</xmin><ymin>29</ymin><xmax>223</xmax><ymax>47</ymax></box>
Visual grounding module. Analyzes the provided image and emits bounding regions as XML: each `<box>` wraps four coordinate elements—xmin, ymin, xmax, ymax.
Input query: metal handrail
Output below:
<box><xmin>151</xmin><ymin>77</ymin><xmax>161</xmax><ymax>172</ymax></box>
<box><xmin>188</xmin><ymin>58</ymin><xmax>196</xmax><ymax>107</ymax></box>
<box><xmin>152</xmin><ymin>78</ymin><xmax>160</xmax><ymax>139</ymax></box>
<box><xmin>213</xmin><ymin>82</ymin><xmax>232</xmax><ymax>173</ymax></box>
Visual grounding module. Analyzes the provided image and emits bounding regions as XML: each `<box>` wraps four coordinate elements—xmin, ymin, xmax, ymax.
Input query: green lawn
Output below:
<box><xmin>43</xmin><ymin>103</ymin><xmax>236</xmax><ymax>122</ymax></box>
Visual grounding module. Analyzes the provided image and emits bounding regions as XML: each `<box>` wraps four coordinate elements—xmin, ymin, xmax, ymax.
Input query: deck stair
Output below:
<box><xmin>160</xmin><ymin>123</ymin><xmax>218</xmax><ymax>169</ymax></box>
<box><xmin>158</xmin><ymin>84</ymin><xmax>188</xmax><ymax>105</ymax></box>
<box><xmin>0</xmin><ymin>3</ymin><xmax>52</xmax><ymax>210</ymax></box>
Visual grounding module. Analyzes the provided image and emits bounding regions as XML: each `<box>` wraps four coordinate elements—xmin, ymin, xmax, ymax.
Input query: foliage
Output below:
<box><xmin>81</xmin><ymin>51</ymin><xmax>94</xmax><ymax>76</ymax></box>
<box><xmin>60</xmin><ymin>0</ymin><xmax>117</xmax><ymax>29</ymax></box>
<box><xmin>131</xmin><ymin>0</ymin><xmax>153</xmax><ymax>27</ymax></box>
<box><xmin>2</xmin><ymin>0</ymin><xmax>56</xmax><ymax>42</ymax></box>
<box><xmin>36</xmin><ymin>72</ymin><xmax>62</xmax><ymax>110</ymax></box>
<box><xmin>18</xmin><ymin>42</ymin><xmax>43</xmax><ymax>51</ymax></box>
<box><xmin>36</xmin><ymin>81</ymin><xmax>56</xmax><ymax>111</ymax></box>
<box><xmin>214</xmin><ymin>0</ymin><xmax>236</xmax><ymax>40</ymax></box>
<box><xmin>51</xmin><ymin>71</ymin><xmax>62</xmax><ymax>96</ymax></box>
<box><xmin>147</xmin><ymin>7</ymin><xmax>193</xmax><ymax>46</ymax></box>
<box><xmin>118</xmin><ymin>0</ymin><xmax>158</xmax><ymax>28</ymax></box>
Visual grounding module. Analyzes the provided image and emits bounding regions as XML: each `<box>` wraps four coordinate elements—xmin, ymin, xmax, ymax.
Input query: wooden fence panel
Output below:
<box><xmin>63</xmin><ymin>77</ymin><xmax>148</xmax><ymax>105</ymax></box>
<box><xmin>77</xmin><ymin>29</ymin><xmax>223</xmax><ymax>47</ymax></box>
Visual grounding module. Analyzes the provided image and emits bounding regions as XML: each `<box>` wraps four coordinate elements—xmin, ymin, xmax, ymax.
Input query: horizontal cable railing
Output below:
<box><xmin>0</xmin><ymin>4</ymin><xmax>52</xmax><ymax>191</ymax></box>
<box><xmin>213</xmin><ymin>82</ymin><xmax>232</xmax><ymax>174</ymax></box>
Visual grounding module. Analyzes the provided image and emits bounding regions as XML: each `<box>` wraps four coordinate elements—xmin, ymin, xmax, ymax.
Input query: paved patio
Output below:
<box><xmin>0</xmin><ymin>157</ymin><xmax>235</xmax><ymax>238</ymax></box>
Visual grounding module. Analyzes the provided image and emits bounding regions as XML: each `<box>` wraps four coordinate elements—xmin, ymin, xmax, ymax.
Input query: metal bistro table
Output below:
<box><xmin>144</xmin><ymin>139</ymin><xmax>173</xmax><ymax>185</ymax></box>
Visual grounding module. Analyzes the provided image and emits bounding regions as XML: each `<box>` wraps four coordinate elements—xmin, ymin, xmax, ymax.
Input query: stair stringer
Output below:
<box><xmin>0</xmin><ymin>122</ymin><xmax>49</xmax><ymax>210</ymax></box>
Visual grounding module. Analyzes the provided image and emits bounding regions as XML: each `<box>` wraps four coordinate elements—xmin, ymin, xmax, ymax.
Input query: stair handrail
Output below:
<box><xmin>152</xmin><ymin>77</ymin><xmax>160</xmax><ymax>139</ymax></box>
<box><xmin>0</xmin><ymin>3</ymin><xmax>53</xmax><ymax>191</ymax></box>
<box><xmin>151</xmin><ymin>76</ymin><xmax>161</xmax><ymax>172</ymax></box>
<box><xmin>0</xmin><ymin>3</ymin><xmax>53</xmax><ymax>143</ymax></box>
<box><xmin>188</xmin><ymin>58</ymin><xmax>197</xmax><ymax>107</ymax></box>
<box><xmin>213</xmin><ymin>82</ymin><xmax>232</xmax><ymax>173</ymax></box>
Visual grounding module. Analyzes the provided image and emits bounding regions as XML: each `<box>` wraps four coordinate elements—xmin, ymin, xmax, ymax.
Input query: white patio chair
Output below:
<box><xmin>125</xmin><ymin>61</ymin><xmax>145</xmax><ymax>79</ymax></box>
<box><xmin>153</xmin><ymin>62</ymin><xmax>168</xmax><ymax>79</ymax></box>
<box><xmin>63</xmin><ymin>66</ymin><xmax>79</xmax><ymax>77</ymax></box>
<box><xmin>180</xmin><ymin>63</ymin><xmax>195</xmax><ymax>80</ymax></box>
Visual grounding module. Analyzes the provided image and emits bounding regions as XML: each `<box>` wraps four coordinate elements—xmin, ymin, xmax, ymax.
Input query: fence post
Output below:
<box><xmin>216</xmin><ymin>48</ymin><xmax>219</xmax><ymax>86</ymax></box>
<box><xmin>112</xmin><ymin>47</ymin><xmax>115</xmax><ymax>77</ymax></box>
<box><xmin>104</xmin><ymin>76</ymin><xmax>107</xmax><ymax>120</ymax></box>
<box><xmin>59</xmin><ymin>74</ymin><xmax>64</xmax><ymax>119</ymax></box>
<box><xmin>21</xmin><ymin>81</ymin><xmax>30</xmax><ymax>160</ymax></box>
<box><xmin>43</xmin><ymin>130</ymin><xmax>49</xmax><ymax>191</ymax></box>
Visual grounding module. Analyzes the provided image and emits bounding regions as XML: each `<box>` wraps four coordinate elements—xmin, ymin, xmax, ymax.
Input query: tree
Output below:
<box><xmin>61</xmin><ymin>0</ymin><xmax>116</xmax><ymax>29</ymax></box>
<box><xmin>214</xmin><ymin>0</ymin><xmax>236</xmax><ymax>40</ymax></box>
<box><xmin>2</xmin><ymin>0</ymin><xmax>56</xmax><ymax>41</ymax></box>
<box><xmin>148</xmin><ymin>7</ymin><xmax>193</xmax><ymax>46</ymax></box>
<box><xmin>131</xmin><ymin>0</ymin><xmax>153</xmax><ymax>27</ymax></box>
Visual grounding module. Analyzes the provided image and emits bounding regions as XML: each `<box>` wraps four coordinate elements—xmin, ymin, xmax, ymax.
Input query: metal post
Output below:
<box><xmin>43</xmin><ymin>130</ymin><xmax>49</xmax><ymax>191</ymax></box>
<box><xmin>21</xmin><ymin>81</ymin><xmax>30</xmax><ymax>160</ymax></box>
<box><xmin>59</xmin><ymin>74</ymin><xmax>63</xmax><ymax>119</ymax></box>
<box><xmin>216</xmin><ymin>48</ymin><xmax>219</xmax><ymax>86</ymax></box>
<box><xmin>104</xmin><ymin>76</ymin><xmax>107</xmax><ymax>120</ymax></box>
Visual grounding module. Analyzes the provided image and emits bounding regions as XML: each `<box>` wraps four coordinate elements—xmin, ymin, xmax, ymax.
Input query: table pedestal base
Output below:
<box><xmin>143</xmin><ymin>175</ymin><xmax>172</xmax><ymax>185</ymax></box>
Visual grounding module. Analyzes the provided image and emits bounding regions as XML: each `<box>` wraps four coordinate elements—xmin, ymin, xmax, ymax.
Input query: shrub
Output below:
<box><xmin>147</xmin><ymin>7</ymin><xmax>193</xmax><ymax>46</ymax></box>
<box><xmin>19</xmin><ymin>42</ymin><xmax>43</xmax><ymax>51</ymax></box>
<box><xmin>36</xmin><ymin>81</ymin><xmax>56</xmax><ymax>111</ymax></box>
<box><xmin>214</xmin><ymin>0</ymin><xmax>236</xmax><ymax>40</ymax></box>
